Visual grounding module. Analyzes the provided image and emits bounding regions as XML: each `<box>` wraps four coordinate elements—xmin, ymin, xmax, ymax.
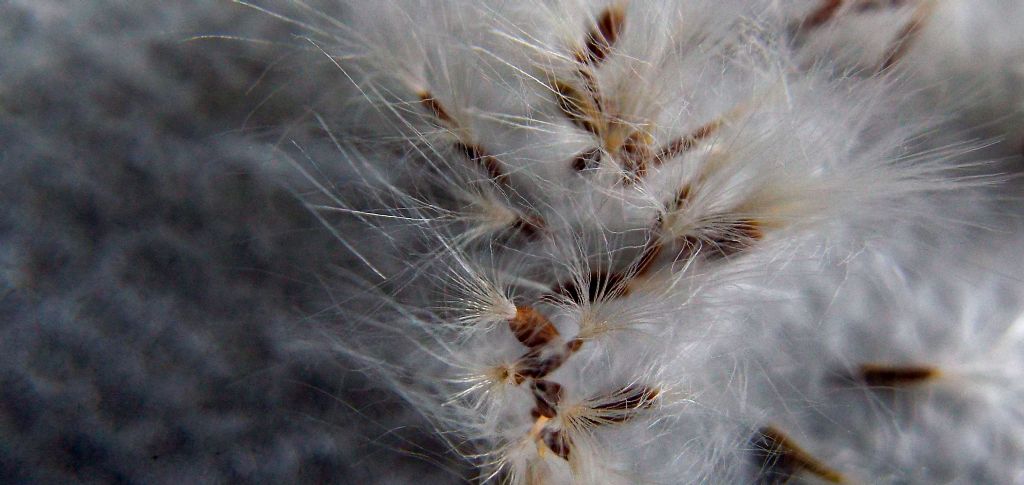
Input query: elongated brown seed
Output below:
<box><xmin>857</xmin><ymin>363</ymin><xmax>940</xmax><ymax>387</ymax></box>
<box><xmin>752</xmin><ymin>426</ymin><xmax>845</xmax><ymax>484</ymax></box>
<box><xmin>633</xmin><ymin>236</ymin><xmax>664</xmax><ymax>278</ymax></box>
<box><xmin>707</xmin><ymin>219</ymin><xmax>763</xmax><ymax>258</ymax></box>
<box><xmin>592</xmin><ymin>385</ymin><xmax>659</xmax><ymax>413</ymax></box>
<box><xmin>621</xmin><ymin>131</ymin><xmax>654</xmax><ymax>179</ymax></box>
<box><xmin>577</xmin><ymin>5</ymin><xmax>626</xmax><ymax>65</ymax></box>
<box><xmin>802</xmin><ymin>0</ymin><xmax>845</xmax><ymax>30</ymax></box>
<box><xmin>550</xmin><ymin>235</ymin><xmax>662</xmax><ymax>303</ymax></box>
<box><xmin>418</xmin><ymin>91</ymin><xmax>513</xmax><ymax>185</ymax></box>
<box><xmin>453</xmin><ymin>141</ymin><xmax>509</xmax><ymax>184</ymax></box>
<box><xmin>541</xmin><ymin>428</ymin><xmax>572</xmax><ymax>460</ymax></box>
<box><xmin>517</xmin><ymin>348</ymin><xmax>569</xmax><ymax>380</ymax></box>
<box><xmin>510</xmin><ymin>215</ymin><xmax>546</xmax><ymax>239</ymax></box>
<box><xmin>418</xmin><ymin>91</ymin><xmax>454</xmax><ymax>124</ymax></box>
<box><xmin>673</xmin><ymin>219</ymin><xmax>763</xmax><ymax>262</ymax></box>
<box><xmin>552</xmin><ymin>80</ymin><xmax>602</xmax><ymax>135</ymax></box>
<box><xmin>651</xmin><ymin>119</ymin><xmax>723</xmax><ymax>169</ymax></box>
<box><xmin>673</xmin><ymin>185</ymin><xmax>692</xmax><ymax>209</ymax></box>
<box><xmin>551</xmin><ymin>270</ymin><xmax>629</xmax><ymax>303</ymax></box>
<box><xmin>581</xmin><ymin>385</ymin><xmax>660</xmax><ymax>426</ymax></box>
<box><xmin>878</xmin><ymin>0</ymin><xmax>935</xmax><ymax>71</ymax></box>
<box><xmin>509</xmin><ymin>306</ymin><xmax>560</xmax><ymax>348</ymax></box>
<box><xmin>531</xmin><ymin>380</ymin><xmax>564</xmax><ymax>419</ymax></box>
<box><xmin>799</xmin><ymin>0</ymin><xmax>909</xmax><ymax>33</ymax></box>
<box><xmin>855</xmin><ymin>0</ymin><xmax>909</xmax><ymax>13</ymax></box>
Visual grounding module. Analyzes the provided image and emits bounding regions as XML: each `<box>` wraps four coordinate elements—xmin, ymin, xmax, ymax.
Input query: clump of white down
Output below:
<box><xmin>242</xmin><ymin>0</ymin><xmax>1018</xmax><ymax>483</ymax></box>
<box><xmin>785</xmin><ymin>0</ymin><xmax>1024</xmax><ymax>155</ymax></box>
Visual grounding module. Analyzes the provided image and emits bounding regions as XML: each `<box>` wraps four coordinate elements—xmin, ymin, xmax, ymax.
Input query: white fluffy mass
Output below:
<box><xmin>3</xmin><ymin>0</ymin><xmax>1024</xmax><ymax>483</ymax></box>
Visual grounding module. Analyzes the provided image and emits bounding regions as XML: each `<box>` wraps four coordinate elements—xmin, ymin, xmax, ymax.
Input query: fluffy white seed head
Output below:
<box><xmin>240</xmin><ymin>0</ymin><xmax>1018</xmax><ymax>482</ymax></box>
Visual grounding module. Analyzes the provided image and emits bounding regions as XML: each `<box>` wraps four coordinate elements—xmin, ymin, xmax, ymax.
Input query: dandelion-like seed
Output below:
<box><xmin>234</xmin><ymin>0</ymin><xmax>1023</xmax><ymax>482</ymax></box>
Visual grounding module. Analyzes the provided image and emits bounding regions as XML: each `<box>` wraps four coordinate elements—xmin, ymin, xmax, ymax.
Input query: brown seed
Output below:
<box><xmin>512</xmin><ymin>371</ymin><xmax>526</xmax><ymax>386</ymax></box>
<box><xmin>698</xmin><ymin>219</ymin><xmax>763</xmax><ymax>260</ymax></box>
<box><xmin>621</xmin><ymin>131</ymin><xmax>653</xmax><ymax>179</ymax></box>
<box><xmin>541</xmin><ymin>428</ymin><xmax>572</xmax><ymax>460</ymax></box>
<box><xmin>551</xmin><ymin>271</ymin><xmax>630</xmax><ymax>304</ymax></box>
<box><xmin>531</xmin><ymin>380</ymin><xmax>564</xmax><ymax>418</ymax></box>
<box><xmin>550</xmin><ymin>235</ymin><xmax>661</xmax><ymax>304</ymax></box>
<box><xmin>418</xmin><ymin>91</ymin><xmax>454</xmax><ymax>124</ymax></box>
<box><xmin>453</xmin><ymin>141</ymin><xmax>509</xmax><ymax>184</ymax></box>
<box><xmin>578</xmin><ymin>5</ymin><xmax>626</xmax><ymax>65</ymax></box>
<box><xmin>652</xmin><ymin>119</ymin><xmax>723</xmax><ymax>169</ymax></box>
<box><xmin>879</xmin><ymin>0</ymin><xmax>936</xmax><ymax>71</ymax></box>
<box><xmin>752</xmin><ymin>426</ymin><xmax>845</xmax><ymax>484</ymax></box>
<box><xmin>856</xmin><ymin>363</ymin><xmax>939</xmax><ymax>387</ymax></box>
<box><xmin>673</xmin><ymin>185</ymin><xmax>692</xmax><ymax>210</ymax></box>
<box><xmin>455</xmin><ymin>140</ymin><xmax>485</xmax><ymax>161</ymax></box>
<box><xmin>509</xmin><ymin>306</ymin><xmax>560</xmax><ymax>348</ymax></box>
<box><xmin>592</xmin><ymin>385</ymin><xmax>659</xmax><ymax>412</ymax></box>
<box><xmin>633</xmin><ymin>237</ymin><xmax>664</xmax><ymax>278</ymax></box>
<box><xmin>552</xmin><ymin>80</ymin><xmax>602</xmax><ymax>135</ymax></box>
<box><xmin>417</xmin><ymin>93</ymin><xmax>514</xmax><ymax>186</ymax></box>
<box><xmin>802</xmin><ymin>0</ymin><xmax>845</xmax><ymax>30</ymax></box>
<box><xmin>511</xmin><ymin>215</ymin><xmax>546</xmax><ymax>239</ymax></box>
<box><xmin>797</xmin><ymin>1</ymin><xmax>910</xmax><ymax>35</ymax></box>
<box><xmin>416</xmin><ymin>92</ymin><xmax>518</xmax><ymax>187</ymax></box>
<box><xmin>572</xmin><ymin>67</ymin><xmax>604</xmax><ymax>116</ymax></box>
<box><xmin>517</xmin><ymin>348</ymin><xmax>569</xmax><ymax>380</ymax></box>
<box><xmin>572</xmin><ymin>147</ymin><xmax>602</xmax><ymax>171</ymax></box>
<box><xmin>582</xmin><ymin>385</ymin><xmax>659</xmax><ymax>426</ymax></box>
<box><xmin>855</xmin><ymin>0</ymin><xmax>909</xmax><ymax>13</ymax></box>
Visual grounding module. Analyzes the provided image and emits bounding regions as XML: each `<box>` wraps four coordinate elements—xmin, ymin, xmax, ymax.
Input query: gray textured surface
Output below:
<box><xmin>0</xmin><ymin>1</ymin><xmax>463</xmax><ymax>483</ymax></box>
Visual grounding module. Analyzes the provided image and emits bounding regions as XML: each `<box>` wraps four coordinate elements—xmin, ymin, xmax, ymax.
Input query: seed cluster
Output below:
<box><xmin>399</xmin><ymin>2</ymin><xmax>953</xmax><ymax>482</ymax></box>
<box><xmin>261</xmin><ymin>0</ymin><xmax>1018</xmax><ymax>482</ymax></box>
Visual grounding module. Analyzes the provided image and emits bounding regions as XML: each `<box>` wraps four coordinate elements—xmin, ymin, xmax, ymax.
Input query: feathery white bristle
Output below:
<box><xmin>237</xmin><ymin>0</ymin><xmax>1024</xmax><ymax>482</ymax></box>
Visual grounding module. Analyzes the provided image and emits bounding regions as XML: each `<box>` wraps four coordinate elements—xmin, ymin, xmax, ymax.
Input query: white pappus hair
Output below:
<box><xmin>235</xmin><ymin>0</ymin><xmax>1023</xmax><ymax>483</ymax></box>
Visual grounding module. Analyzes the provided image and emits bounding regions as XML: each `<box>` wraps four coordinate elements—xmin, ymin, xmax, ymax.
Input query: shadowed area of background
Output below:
<box><xmin>0</xmin><ymin>1</ymin><xmax>465</xmax><ymax>483</ymax></box>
